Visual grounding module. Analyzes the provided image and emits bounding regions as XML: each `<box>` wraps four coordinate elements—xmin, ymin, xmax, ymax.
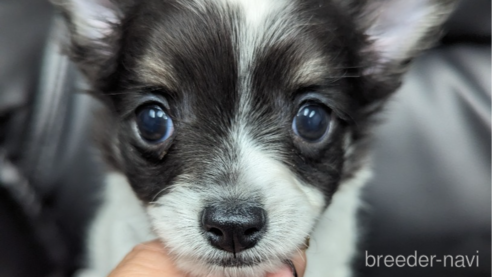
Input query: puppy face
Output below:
<box><xmin>57</xmin><ymin>0</ymin><xmax>456</xmax><ymax>276</ymax></box>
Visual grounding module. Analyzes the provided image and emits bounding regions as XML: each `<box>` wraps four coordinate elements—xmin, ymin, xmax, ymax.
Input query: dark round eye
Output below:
<box><xmin>136</xmin><ymin>105</ymin><xmax>173</xmax><ymax>143</ymax></box>
<box><xmin>293</xmin><ymin>103</ymin><xmax>331</xmax><ymax>142</ymax></box>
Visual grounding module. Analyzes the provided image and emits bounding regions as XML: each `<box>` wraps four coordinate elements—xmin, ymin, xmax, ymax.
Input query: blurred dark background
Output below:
<box><xmin>0</xmin><ymin>0</ymin><xmax>490</xmax><ymax>276</ymax></box>
<box><xmin>357</xmin><ymin>1</ymin><xmax>491</xmax><ymax>276</ymax></box>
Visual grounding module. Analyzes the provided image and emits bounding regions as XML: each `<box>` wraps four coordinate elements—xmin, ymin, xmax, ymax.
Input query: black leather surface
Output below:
<box><xmin>0</xmin><ymin>1</ymin><xmax>55</xmax><ymax>276</ymax></box>
<box><xmin>444</xmin><ymin>0</ymin><xmax>491</xmax><ymax>43</ymax></box>
<box><xmin>359</xmin><ymin>45</ymin><xmax>491</xmax><ymax>277</ymax></box>
<box><xmin>0</xmin><ymin>0</ymin><xmax>53</xmax><ymax>114</ymax></box>
<box><xmin>0</xmin><ymin>1</ymin><xmax>103</xmax><ymax>276</ymax></box>
<box><xmin>0</xmin><ymin>188</ymin><xmax>52</xmax><ymax>276</ymax></box>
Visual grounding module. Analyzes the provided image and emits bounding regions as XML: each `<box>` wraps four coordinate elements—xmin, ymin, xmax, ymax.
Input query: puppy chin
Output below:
<box><xmin>172</xmin><ymin>253</ymin><xmax>288</xmax><ymax>277</ymax></box>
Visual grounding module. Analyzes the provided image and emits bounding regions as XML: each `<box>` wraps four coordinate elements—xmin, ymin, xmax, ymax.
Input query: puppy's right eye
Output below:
<box><xmin>135</xmin><ymin>105</ymin><xmax>174</xmax><ymax>143</ymax></box>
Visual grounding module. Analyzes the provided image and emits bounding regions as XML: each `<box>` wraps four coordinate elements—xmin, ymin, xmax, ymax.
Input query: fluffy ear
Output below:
<box><xmin>358</xmin><ymin>0</ymin><xmax>457</xmax><ymax>79</ymax></box>
<box><xmin>52</xmin><ymin>0</ymin><xmax>126</xmax><ymax>84</ymax></box>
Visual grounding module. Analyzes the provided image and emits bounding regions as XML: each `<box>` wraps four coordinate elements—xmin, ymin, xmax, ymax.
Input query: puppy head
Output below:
<box><xmin>55</xmin><ymin>0</ymin><xmax>456</xmax><ymax>276</ymax></box>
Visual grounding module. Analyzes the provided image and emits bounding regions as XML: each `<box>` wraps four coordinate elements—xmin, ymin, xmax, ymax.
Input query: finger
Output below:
<box><xmin>266</xmin><ymin>250</ymin><xmax>307</xmax><ymax>277</ymax></box>
<box><xmin>291</xmin><ymin>250</ymin><xmax>307</xmax><ymax>277</ymax></box>
<box><xmin>108</xmin><ymin>240</ymin><xmax>186</xmax><ymax>277</ymax></box>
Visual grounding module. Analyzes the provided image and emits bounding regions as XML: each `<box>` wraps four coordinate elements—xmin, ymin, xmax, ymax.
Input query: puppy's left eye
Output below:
<box><xmin>136</xmin><ymin>105</ymin><xmax>174</xmax><ymax>143</ymax></box>
<box><xmin>293</xmin><ymin>103</ymin><xmax>331</xmax><ymax>142</ymax></box>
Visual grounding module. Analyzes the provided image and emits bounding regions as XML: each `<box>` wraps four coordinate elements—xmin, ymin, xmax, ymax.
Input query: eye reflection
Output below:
<box><xmin>293</xmin><ymin>104</ymin><xmax>331</xmax><ymax>142</ymax></box>
<box><xmin>136</xmin><ymin>105</ymin><xmax>174</xmax><ymax>143</ymax></box>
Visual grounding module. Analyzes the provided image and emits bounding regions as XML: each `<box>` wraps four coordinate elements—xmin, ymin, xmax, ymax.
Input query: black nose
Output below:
<box><xmin>201</xmin><ymin>205</ymin><xmax>267</xmax><ymax>254</ymax></box>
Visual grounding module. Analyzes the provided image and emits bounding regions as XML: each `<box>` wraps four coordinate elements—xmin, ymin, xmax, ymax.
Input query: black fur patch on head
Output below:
<box><xmin>100</xmin><ymin>0</ymin><xmax>367</xmax><ymax>203</ymax></box>
<box><xmin>57</xmin><ymin>0</ymin><xmax>456</xmax><ymax>204</ymax></box>
<box><xmin>67</xmin><ymin>0</ymin><xmax>372</xmax><ymax>203</ymax></box>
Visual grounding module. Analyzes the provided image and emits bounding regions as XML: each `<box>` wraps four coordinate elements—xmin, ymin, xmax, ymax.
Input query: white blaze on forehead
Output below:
<box><xmin>233</xmin><ymin>127</ymin><xmax>326</xmax><ymax>212</ymax></box>
<box><xmin>145</xmin><ymin>0</ymin><xmax>298</xmax><ymax>101</ymax></box>
<box><xmin>225</xmin><ymin>0</ymin><xmax>295</xmax><ymax>119</ymax></box>
<box><xmin>227</xmin><ymin>0</ymin><xmax>289</xmax><ymax>25</ymax></box>
<box><xmin>221</xmin><ymin>0</ymin><xmax>326</xmax><ymax>253</ymax></box>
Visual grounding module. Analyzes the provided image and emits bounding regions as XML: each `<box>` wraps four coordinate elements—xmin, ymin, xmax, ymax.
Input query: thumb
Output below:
<box><xmin>266</xmin><ymin>250</ymin><xmax>307</xmax><ymax>277</ymax></box>
<box><xmin>108</xmin><ymin>240</ymin><xmax>186</xmax><ymax>277</ymax></box>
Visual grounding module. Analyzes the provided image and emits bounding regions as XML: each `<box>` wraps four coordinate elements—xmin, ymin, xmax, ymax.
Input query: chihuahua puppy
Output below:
<box><xmin>54</xmin><ymin>0</ymin><xmax>456</xmax><ymax>276</ymax></box>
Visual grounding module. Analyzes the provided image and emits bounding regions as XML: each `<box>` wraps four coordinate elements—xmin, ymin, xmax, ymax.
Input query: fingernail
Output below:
<box><xmin>286</xmin><ymin>259</ymin><xmax>298</xmax><ymax>277</ymax></box>
<box><xmin>304</xmin><ymin>236</ymin><xmax>310</xmax><ymax>250</ymax></box>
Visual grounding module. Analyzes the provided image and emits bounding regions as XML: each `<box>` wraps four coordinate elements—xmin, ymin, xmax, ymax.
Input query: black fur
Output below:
<box><xmin>55</xmin><ymin>0</ymin><xmax>456</xmax><ymax>203</ymax></box>
<box><xmin>118</xmin><ymin>1</ymin><xmax>360</xmax><ymax>203</ymax></box>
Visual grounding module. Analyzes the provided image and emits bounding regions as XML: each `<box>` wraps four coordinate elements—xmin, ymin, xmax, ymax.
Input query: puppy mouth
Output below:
<box><xmin>209</xmin><ymin>258</ymin><xmax>297</xmax><ymax>277</ymax></box>
<box><xmin>209</xmin><ymin>256</ymin><xmax>265</xmax><ymax>267</ymax></box>
<box><xmin>206</xmin><ymin>236</ymin><xmax>310</xmax><ymax>268</ymax></box>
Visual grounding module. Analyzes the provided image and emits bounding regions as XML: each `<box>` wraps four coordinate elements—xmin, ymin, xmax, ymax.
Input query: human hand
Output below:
<box><xmin>109</xmin><ymin>240</ymin><xmax>307</xmax><ymax>277</ymax></box>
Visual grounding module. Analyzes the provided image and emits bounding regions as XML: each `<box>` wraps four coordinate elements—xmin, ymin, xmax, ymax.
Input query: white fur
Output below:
<box><xmin>306</xmin><ymin>167</ymin><xmax>372</xmax><ymax>277</ymax></box>
<box><xmin>146</xmin><ymin>125</ymin><xmax>326</xmax><ymax>277</ymax></box>
<box><xmin>77</xmin><ymin>165</ymin><xmax>370</xmax><ymax>277</ymax></box>
<box><xmin>365</xmin><ymin>0</ymin><xmax>453</xmax><ymax>72</ymax></box>
<box><xmin>54</xmin><ymin>0</ymin><xmax>118</xmax><ymax>41</ymax></box>
<box><xmin>230</xmin><ymin>0</ymin><xmax>295</xmax><ymax>121</ymax></box>
<box><xmin>75</xmin><ymin>173</ymin><xmax>156</xmax><ymax>277</ymax></box>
